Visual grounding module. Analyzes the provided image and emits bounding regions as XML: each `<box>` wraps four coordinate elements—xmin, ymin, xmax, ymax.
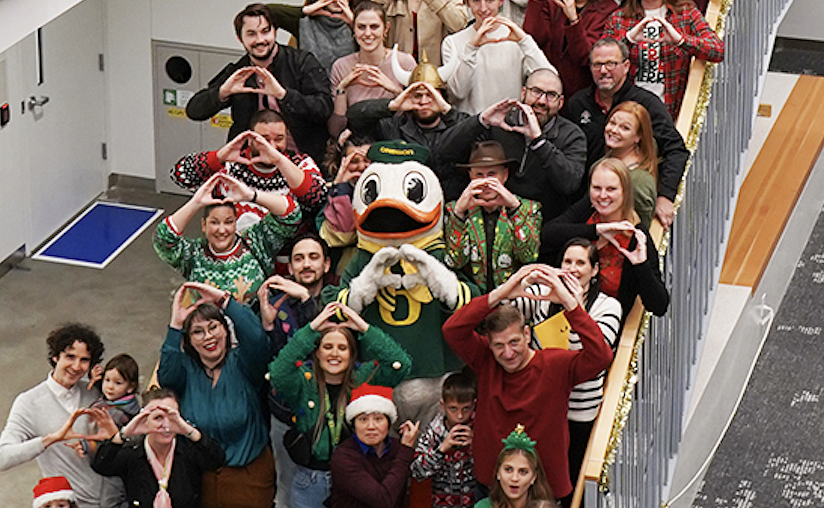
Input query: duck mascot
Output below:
<box><xmin>322</xmin><ymin>141</ymin><xmax>479</xmax><ymax>425</ymax></box>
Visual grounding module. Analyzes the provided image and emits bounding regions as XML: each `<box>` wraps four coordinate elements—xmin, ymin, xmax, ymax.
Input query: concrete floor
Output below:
<box><xmin>0</xmin><ymin>185</ymin><xmax>188</xmax><ymax>505</ymax></box>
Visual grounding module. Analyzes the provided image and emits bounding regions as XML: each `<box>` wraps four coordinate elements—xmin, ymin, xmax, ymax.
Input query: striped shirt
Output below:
<box><xmin>515</xmin><ymin>288</ymin><xmax>622</xmax><ymax>421</ymax></box>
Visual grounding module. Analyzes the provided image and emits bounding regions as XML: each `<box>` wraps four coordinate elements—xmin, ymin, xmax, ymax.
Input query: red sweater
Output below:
<box><xmin>442</xmin><ymin>295</ymin><xmax>613</xmax><ymax>498</ymax></box>
<box><xmin>523</xmin><ymin>0</ymin><xmax>620</xmax><ymax>98</ymax></box>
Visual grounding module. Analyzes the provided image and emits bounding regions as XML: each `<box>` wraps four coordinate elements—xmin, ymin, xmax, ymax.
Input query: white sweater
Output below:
<box><xmin>0</xmin><ymin>379</ymin><xmax>104</xmax><ymax>508</ymax></box>
<box><xmin>441</xmin><ymin>23</ymin><xmax>555</xmax><ymax>115</ymax></box>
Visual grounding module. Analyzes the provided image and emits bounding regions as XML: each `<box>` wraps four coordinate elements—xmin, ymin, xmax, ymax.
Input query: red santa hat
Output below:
<box><xmin>33</xmin><ymin>477</ymin><xmax>76</xmax><ymax>508</ymax></box>
<box><xmin>345</xmin><ymin>384</ymin><xmax>398</xmax><ymax>423</ymax></box>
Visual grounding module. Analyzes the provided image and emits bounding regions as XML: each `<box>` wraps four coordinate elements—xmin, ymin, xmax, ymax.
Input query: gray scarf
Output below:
<box><xmin>300</xmin><ymin>16</ymin><xmax>357</xmax><ymax>73</ymax></box>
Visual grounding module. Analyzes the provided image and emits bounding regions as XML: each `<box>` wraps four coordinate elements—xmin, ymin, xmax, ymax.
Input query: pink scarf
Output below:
<box><xmin>144</xmin><ymin>437</ymin><xmax>176</xmax><ymax>508</ymax></box>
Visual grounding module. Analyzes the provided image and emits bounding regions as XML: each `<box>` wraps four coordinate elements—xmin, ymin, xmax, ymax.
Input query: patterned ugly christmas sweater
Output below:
<box><xmin>153</xmin><ymin>202</ymin><xmax>301</xmax><ymax>305</ymax></box>
<box><xmin>444</xmin><ymin>197</ymin><xmax>542</xmax><ymax>293</ymax></box>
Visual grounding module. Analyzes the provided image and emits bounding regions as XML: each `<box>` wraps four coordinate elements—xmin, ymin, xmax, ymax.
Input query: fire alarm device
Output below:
<box><xmin>0</xmin><ymin>103</ymin><xmax>9</xmax><ymax>127</ymax></box>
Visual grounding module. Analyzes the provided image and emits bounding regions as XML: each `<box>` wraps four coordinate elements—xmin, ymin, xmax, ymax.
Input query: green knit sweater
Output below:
<box><xmin>268</xmin><ymin>324</ymin><xmax>411</xmax><ymax>463</ymax></box>
<box><xmin>153</xmin><ymin>208</ymin><xmax>301</xmax><ymax>305</ymax></box>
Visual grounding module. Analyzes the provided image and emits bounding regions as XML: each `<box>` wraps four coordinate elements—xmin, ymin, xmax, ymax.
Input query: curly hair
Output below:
<box><xmin>46</xmin><ymin>323</ymin><xmax>105</xmax><ymax>367</ymax></box>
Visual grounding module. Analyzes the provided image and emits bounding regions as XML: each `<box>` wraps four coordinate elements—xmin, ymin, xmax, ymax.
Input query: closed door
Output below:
<box><xmin>19</xmin><ymin>0</ymin><xmax>107</xmax><ymax>250</ymax></box>
<box><xmin>153</xmin><ymin>41</ymin><xmax>242</xmax><ymax>194</ymax></box>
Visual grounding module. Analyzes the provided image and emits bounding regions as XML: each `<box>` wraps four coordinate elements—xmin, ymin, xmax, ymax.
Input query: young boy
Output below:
<box><xmin>411</xmin><ymin>372</ymin><xmax>480</xmax><ymax>508</ymax></box>
<box><xmin>444</xmin><ymin>140</ymin><xmax>542</xmax><ymax>292</ymax></box>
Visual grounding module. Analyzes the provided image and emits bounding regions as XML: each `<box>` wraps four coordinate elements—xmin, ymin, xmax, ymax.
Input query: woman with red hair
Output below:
<box><xmin>603</xmin><ymin>100</ymin><xmax>658</xmax><ymax>226</ymax></box>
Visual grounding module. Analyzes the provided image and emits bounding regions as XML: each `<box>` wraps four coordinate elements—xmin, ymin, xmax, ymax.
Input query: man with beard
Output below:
<box><xmin>186</xmin><ymin>3</ymin><xmax>332</xmax><ymax>162</ymax></box>
<box><xmin>438</xmin><ymin>69</ymin><xmax>587</xmax><ymax>221</ymax></box>
<box><xmin>346</xmin><ymin>80</ymin><xmax>471</xmax><ymax>201</ymax></box>
<box><xmin>257</xmin><ymin>232</ymin><xmax>332</xmax><ymax>508</ymax></box>
<box><xmin>562</xmin><ymin>38</ymin><xmax>688</xmax><ymax>229</ymax></box>
<box><xmin>172</xmin><ymin>109</ymin><xmax>328</xmax><ymax>232</ymax></box>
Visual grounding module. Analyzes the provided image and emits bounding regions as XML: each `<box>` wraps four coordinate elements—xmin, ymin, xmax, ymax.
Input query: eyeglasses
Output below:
<box><xmin>526</xmin><ymin>87</ymin><xmax>561</xmax><ymax>101</ymax></box>
<box><xmin>590</xmin><ymin>60</ymin><xmax>626</xmax><ymax>71</ymax></box>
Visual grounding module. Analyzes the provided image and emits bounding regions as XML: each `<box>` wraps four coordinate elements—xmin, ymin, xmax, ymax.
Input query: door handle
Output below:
<box><xmin>27</xmin><ymin>95</ymin><xmax>50</xmax><ymax>109</ymax></box>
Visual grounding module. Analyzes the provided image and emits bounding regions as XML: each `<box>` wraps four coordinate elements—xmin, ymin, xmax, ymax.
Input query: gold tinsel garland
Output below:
<box><xmin>596</xmin><ymin>0</ymin><xmax>735</xmax><ymax>492</ymax></box>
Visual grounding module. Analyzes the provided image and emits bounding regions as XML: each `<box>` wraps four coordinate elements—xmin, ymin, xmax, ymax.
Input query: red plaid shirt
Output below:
<box><xmin>603</xmin><ymin>5</ymin><xmax>724</xmax><ymax>119</ymax></box>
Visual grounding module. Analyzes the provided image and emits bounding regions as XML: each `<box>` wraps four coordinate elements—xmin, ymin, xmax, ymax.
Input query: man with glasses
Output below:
<box><xmin>438</xmin><ymin>69</ymin><xmax>587</xmax><ymax>221</ymax></box>
<box><xmin>563</xmin><ymin>38</ymin><xmax>688</xmax><ymax>229</ymax></box>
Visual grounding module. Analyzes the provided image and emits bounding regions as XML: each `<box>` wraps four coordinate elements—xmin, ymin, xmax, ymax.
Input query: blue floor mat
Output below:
<box><xmin>32</xmin><ymin>201</ymin><xmax>163</xmax><ymax>269</ymax></box>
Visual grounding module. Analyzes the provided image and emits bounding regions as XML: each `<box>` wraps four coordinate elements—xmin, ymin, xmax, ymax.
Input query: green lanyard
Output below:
<box><xmin>325</xmin><ymin>391</ymin><xmax>346</xmax><ymax>447</ymax></box>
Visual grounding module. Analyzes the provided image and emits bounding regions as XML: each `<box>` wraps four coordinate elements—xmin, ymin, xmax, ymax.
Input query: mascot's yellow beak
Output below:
<box><xmin>356</xmin><ymin>198</ymin><xmax>442</xmax><ymax>240</ymax></box>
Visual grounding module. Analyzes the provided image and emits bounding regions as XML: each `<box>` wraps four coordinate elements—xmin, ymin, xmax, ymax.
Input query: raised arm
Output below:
<box><xmin>167</xmin><ymin>173</ymin><xmax>226</xmax><ymax>234</ymax></box>
<box><xmin>421</xmin><ymin>0</ymin><xmax>468</xmax><ymax>33</ymax></box>
<box><xmin>335</xmin><ymin>304</ymin><xmax>411</xmax><ymax>387</ymax></box>
<box><xmin>225</xmin><ymin>297</ymin><xmax>272</xmax><ymax>383</ymax></box>
<box><xmin>508</xmin><ymin>197</ymin><xmax>542</xmax><ymax>264</ymax></box>
<box><xmin>443</xmin><ymin>199</ymin><xmax>474</xmax><ymax>270</ymax></box>
<box><xmin>158</xmin><ymin>282</ymin><xmax>231</xmax><ymax>390</ymax></box>
<box><xmin>267</xmin><ymin>302</ymin><xmax>344</xmax><ymax>403</ymax></box>
<box><xmin>277</xmin><ymin>52</ymin><xmax>333</xmax><ymax>125</ymax></box>
<box><xmin>617</xmin><ymin>225</ymin><xmax>669</xmax><ymax>316</ymax></box>
<box><xmin>529</xmin><ymin>118</ymin><xmax>587</xmax><ymax>195</ymax></box>
<box><xmin>186</xmin><ymin>64</ymin><xmax>258</xmax><ymax>120</ymax></box>
<box><xmin>0</xmin><ymin>404</ymin><xmax>84</xmax><ymax>470</ymax></box>
<box><xmin>442</xmin><ymin>29</ymin><xmax>478</xmax><ymax>101</ymax></box>
<box><xmin>539</xmin><ymin>196</ymin><xmax>597</xmax><ymax>256</ymax></box>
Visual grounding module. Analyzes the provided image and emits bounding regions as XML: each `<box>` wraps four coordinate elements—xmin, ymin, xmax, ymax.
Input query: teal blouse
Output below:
<box><xmin>158</xmin><ymin>299</ymin><xmax>270</xmax><ymax>467</ymax></box>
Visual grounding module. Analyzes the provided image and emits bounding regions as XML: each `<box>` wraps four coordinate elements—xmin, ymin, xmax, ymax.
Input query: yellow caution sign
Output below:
<box><xmin>210</xmin><ymin>114</ymin><xmax>233</xmax><ymax>129</ymax></box>
<box><xmin>167</xmin><ymin>107</ymin><xmax>186</xmax><ymax>118</ymax></box>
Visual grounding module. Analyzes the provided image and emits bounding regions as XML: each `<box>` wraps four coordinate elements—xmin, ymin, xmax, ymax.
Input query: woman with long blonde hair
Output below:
<box><xmin>541</xmin><ymin>158</ymin><xmax>669</xmax><ymax>320</ymax></box>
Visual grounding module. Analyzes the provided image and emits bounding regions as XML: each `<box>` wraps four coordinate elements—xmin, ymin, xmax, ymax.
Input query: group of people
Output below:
<box><xmin>1</xmin><ymin>0</ymin><xmax>721</xmax><ymax>506</ymax></box>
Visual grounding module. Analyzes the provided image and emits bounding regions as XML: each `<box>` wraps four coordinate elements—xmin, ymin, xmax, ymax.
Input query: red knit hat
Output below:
<box><xmin>33</xmin><ymin>477</ymin><xmax>75</xmax><ymax>508</ymax></box>
<box><xmin>345</xmin><ymin>384</ymin><xmax>397</xmax><ymax>423</ymax></box>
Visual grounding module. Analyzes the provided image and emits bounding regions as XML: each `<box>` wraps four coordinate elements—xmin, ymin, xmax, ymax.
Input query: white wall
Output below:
<box><xmin>105</xmin><ymin>0</ymin><xmax>246</xmax><ymax>180</ymax></box>
<box><xmin>0</xmin><ymin>0</ymin><xmax>107</xmax><ymax>260</ymax></box>
<box><xmin>106</xmin><ymin>0</ymin><xmax>302</xmax><ymax>180</ymax></box>
<box><xmin>0</xmin><ymin>0</ymin><xmax>84</xmax><ymax>54</ymax></box>
<box><xmin>0</xmin><ymin>46</ymin><xmax>30</xmax><ymax>261</ymax></box>
<box><xmin>778</xmin><ymin>0</ymin><xmax>824</xmax><ymax>42</ymax></box>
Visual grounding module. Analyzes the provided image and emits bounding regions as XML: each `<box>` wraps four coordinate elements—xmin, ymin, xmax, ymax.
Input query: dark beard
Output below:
<box><xmin>249</xmin><ymin>44</ymin><xmax>275</xmax><ymax>64</ymax></box>
<box><xmin>414</xmin><ymin>112</ymin><xmax>441</xmax><ymax>128</ymax></box>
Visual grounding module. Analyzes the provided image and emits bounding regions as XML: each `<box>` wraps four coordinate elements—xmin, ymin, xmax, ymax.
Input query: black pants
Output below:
<box><xmin>567</xmin><ymin>419</ymin><xmax>595</xmax><ymax>508</ymax></box>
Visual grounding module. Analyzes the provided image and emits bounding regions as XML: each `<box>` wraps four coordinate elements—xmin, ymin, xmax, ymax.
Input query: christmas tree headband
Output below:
<box><xmin>501</xmin><ymin>424</ymin><xmax>537</xmax><ymax>455</ymax></box>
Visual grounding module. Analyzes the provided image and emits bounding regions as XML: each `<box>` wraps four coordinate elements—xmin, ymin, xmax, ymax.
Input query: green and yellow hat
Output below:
<box><xmin>366</xmin><ymin>140</ymin><xmax>430</xmax><ymax>165</ymax></box>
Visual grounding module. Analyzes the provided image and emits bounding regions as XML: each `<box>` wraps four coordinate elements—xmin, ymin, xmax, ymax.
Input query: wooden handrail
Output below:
<box><xmin>570</xmin><ymin>1</ymin><xmax>725</xmax><ymax>506</ymax></box>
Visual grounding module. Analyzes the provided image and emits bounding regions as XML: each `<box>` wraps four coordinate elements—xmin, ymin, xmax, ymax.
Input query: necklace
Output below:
<box><xmin>358</xmin><ymin>46</ymin><xmax>388</xmax><ymax>66</ymax></box>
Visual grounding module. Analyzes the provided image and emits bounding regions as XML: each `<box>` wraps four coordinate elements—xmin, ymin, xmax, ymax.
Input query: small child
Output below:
<box><xmin>411</xmin><ymin>372</ymin><xmax>480</xmax><ymax>508</ymax></box>
<box><xmin>78</xmin><ymin>354</ymin><xmax>141</xmax><ymax>455</ymax></box>
<box><xmin>76</xmin><ymin>354</ymin><xmax>141</xmax><ymax>508</ymax></box>
<box><xmin>32</xmin><ymin>476</ymin><xmax>79</xmax><ymax>508</ymax></box>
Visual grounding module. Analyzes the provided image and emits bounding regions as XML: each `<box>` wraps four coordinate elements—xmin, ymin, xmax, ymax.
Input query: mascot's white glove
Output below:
<box><xmin>347</xmin><ymin>246</ymin><xmax>403</xmax><ymax>312</ymax></box>
<box><xmin>399</xmin><ymin>244</ymin><xmax>460</xmax><ymax>309</ymax></box>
